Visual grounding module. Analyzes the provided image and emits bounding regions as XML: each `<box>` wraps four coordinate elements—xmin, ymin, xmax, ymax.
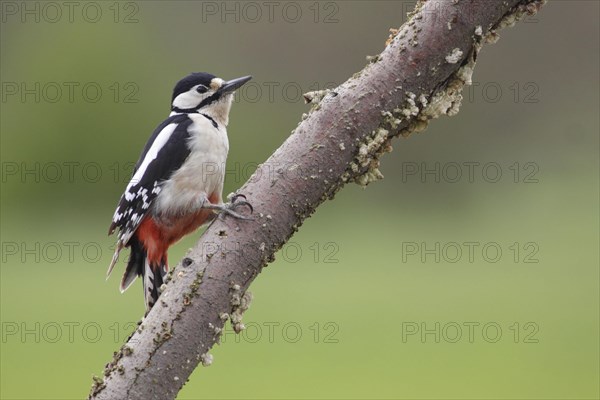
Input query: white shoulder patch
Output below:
<box><xmin>125</xmin><ymin>123</ymin><xmax>178</xmax><ymax>195</ymax></box>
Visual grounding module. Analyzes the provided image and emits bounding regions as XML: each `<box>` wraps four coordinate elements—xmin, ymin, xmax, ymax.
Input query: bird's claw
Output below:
<box><xmin>221</xmin><ymin>194</ymin><xmax>254</xmax><ymax>220</ymax></box>
<box><xmin>230</xmin><ymin>194</ymin><xmax>254</xmax><ymax>214</ymax></box>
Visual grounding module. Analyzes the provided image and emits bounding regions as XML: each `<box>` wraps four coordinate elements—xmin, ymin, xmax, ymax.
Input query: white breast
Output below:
<box><xmin>154</xmin><ymin>114</ymin><xmax>229</xmax><ymax>216</ymax></box>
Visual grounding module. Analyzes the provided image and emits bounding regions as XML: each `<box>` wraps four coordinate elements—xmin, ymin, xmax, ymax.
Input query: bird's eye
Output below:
<box><xmin>196</xmin><ymin>85</ymin><xmax>208</xmax><ymax>94</ymax></box>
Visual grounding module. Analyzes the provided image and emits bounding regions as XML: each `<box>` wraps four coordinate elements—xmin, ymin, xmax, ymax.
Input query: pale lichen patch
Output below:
<box><xmin>90</xmin><ymin>375</ymin><xmax>105</xmax><ymax>396</ymax></box>
<box><xmin>485</xmin><ymin>0</ymin><xmax>546</xmax><ymax>44</ymax></box>
<box><xmin>497</xmin><ymin>0</ymin><xmax>544</xmax><ymax>29</ymax></box>
<box><xmin>356</xmin><ymin>128</ymin><xmax>390</xmax><ymax>169</ymax></box>
<box><xmin>385</xmin><ymin>28</ymin><xmax>400</xmax><ymax>46</ymax></box>
<box><xmin>200</xmin><ymin>353</ymin><xmax>213</xmax><ymax>367</ymax></box>
<box><xmin>366</xmin><ymin>54</ymin><xmax>381</xmax><ymax>63</ymax></box>
<box><xmin>445</xmin><ymin>48</ymin><xmax>463</xmax><ymax>64</ymax></box>
<box><xmin>395</xmin><ymin>0</ymin><xmax>543</xmax><ymax>139</ymax></box>
<box><xmin>381</xmin><ymin>111</ymin><xmax>401</xmax><ymax>129</ymax></box>
<box><xmin>355</xmin><ymin>167</ymin><xmax>384</xmax><ymax>187</ymax></box>
<box><xmin>399</xmin><ymin>50</ymin><xmax>477</xmax><ymax>139</ymax></box>
<box><xmin>344</xmin><ymin>127</ymin><xmax>392</xmax><ymax>188</ymax></box>
<box><xmin>400</xmin><ymin>92</ymin><xmax>420</xmax><ymax>117</ymax></box>
<box><xmin>230</xmin><ymin>290</ymin><xmax>253</xmax><ymax>334</ymax></box>
<box><xmin>303</xmin><ymin>89</ymin><xmax>331</xmax><ymax>105</ymax></box>
<box><xmin>485</xmin><ymin>30</ymin><xmax>500</xmax><ymax>44</ymax></box>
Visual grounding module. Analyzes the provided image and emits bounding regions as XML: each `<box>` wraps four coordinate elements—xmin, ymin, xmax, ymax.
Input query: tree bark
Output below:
<box><xmin>89</xmin><ymin>0</ymin><xmax>546</xmax><ymax>398</ymax></box>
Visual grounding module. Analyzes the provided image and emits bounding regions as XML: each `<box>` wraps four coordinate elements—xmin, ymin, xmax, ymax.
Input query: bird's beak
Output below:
<box><xmin>218</xmin><ymin>76</ymin><xmax>252</xmax><ymax>95</ymax></box>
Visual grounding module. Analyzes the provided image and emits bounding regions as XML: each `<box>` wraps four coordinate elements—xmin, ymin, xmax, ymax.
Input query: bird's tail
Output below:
<box><xmin>120</xmin><ymin>237</ymin><xmax>167</xmax><ymax>312</ymax></box>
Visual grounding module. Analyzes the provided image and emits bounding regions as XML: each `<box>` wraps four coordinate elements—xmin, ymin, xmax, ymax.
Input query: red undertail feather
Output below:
<box><xmin>118</xmin><ymin>193</ymin><xmax>220</xmax><ymax>312</ymax></box>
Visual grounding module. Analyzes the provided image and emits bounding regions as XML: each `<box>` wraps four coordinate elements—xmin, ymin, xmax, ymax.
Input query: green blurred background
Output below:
<box><xmin>1</xmin><ymin>1</ymin><xmax>598</xmax><ymax>399</ymax></box>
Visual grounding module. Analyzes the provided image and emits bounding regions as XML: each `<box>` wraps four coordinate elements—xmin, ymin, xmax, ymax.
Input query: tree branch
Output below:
<box><xmin>89</xmin><ymin>0</ymin><xmax>546</xmax><ymax>398</ymax></box>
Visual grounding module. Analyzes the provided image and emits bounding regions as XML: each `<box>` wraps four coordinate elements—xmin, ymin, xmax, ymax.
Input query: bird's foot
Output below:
<box><xmin>216</xmin><ymin>194</ymin><xmax>254</xmax><ymax>220</ymax></box>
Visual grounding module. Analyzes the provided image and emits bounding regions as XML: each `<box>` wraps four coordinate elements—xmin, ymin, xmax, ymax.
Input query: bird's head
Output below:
<box><xmin>171</xmin><ymin>72</ymin><xmax>252</xmax><ymax>126</ymax></box>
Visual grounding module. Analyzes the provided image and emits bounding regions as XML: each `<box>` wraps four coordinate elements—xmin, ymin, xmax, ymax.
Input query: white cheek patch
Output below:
<box><xmin>172</xmin><ymin>88</ymin><xmax>208</xmax><ymax>110</ymax></box>
<box><xmin>210</xmin><ymin>78</ymin><xmax>224</xmax><ymax>91</ymax></box>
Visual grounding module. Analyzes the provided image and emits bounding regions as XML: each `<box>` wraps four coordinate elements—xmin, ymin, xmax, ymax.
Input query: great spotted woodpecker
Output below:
<box><xmin>107</xmin><ymin>72</ymin><xmax>253</xmax><ymax>312</ymax></box>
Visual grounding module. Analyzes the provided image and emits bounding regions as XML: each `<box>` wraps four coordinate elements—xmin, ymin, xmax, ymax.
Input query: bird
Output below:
<box><xmin>106</xmin><ymin>72</ymin><xmax>253</xmax><ymax>312</ymax></box>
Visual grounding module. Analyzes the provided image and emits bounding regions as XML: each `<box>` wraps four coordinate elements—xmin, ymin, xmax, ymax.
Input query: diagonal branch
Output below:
<box><xmin>89</xmin><ymin>0</ymin><xmax>546</xmax><ymax>398</ymax></box>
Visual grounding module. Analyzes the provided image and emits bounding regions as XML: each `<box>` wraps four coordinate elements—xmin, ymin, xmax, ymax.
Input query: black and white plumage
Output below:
<box><xmin>109</xmin><ymin>114</ymin><xmax>194</xmax><ymax>245</ymax></box>
<box><xmin>107</xmin><ymin>72</ymin><xmax>252</xmax><ymax>312</ymax></box>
